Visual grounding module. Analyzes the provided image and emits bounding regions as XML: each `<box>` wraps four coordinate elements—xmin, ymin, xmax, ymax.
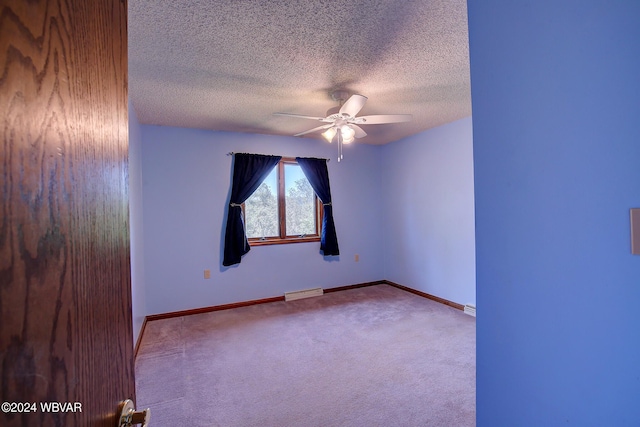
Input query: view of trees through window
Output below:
<box><xmin>244</xmin><ymin>180</ymin><xmax>279</xmax><ymax>238</ymax></box>
<box><xmin>244</xmin><ymin>163</ymin><xmax>316</xmax><ymax>239</ymax></box>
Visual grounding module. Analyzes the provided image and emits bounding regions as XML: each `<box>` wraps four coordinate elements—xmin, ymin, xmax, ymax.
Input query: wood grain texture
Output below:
<box><xmin>0</xmin><ymin>1</ymin><xmax>133</xmax><ymax>426</ymax></box>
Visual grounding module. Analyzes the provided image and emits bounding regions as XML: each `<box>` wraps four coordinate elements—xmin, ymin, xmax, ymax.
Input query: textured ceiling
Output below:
<box><xmin>129</xmin><ymin>0</ymin><xmax>471</xmax><ymax>145</ymax></box>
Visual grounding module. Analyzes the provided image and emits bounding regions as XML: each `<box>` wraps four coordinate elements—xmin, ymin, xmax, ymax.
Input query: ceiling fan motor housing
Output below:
<box><xmin>330</xmin><ymin>90</ymin><xmax>350</xmax><ymax>104</ymax></box>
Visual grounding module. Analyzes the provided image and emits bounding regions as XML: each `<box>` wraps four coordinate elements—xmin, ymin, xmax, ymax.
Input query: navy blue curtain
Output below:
<box><xmin>223</xmin><ymin>153</ymin><xmax>281</xmax><ymax>266</ymax></box>
<box><xmin>295</xmin><ymin>157</ymin><xmax>339</xmax><ymax>256</ymax></box>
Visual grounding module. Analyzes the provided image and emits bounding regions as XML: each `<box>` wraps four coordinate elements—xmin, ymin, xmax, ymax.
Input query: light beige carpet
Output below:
<box><xmin>135</xmin><ymin>284</ymin><xmax>476</xmax><ymax>426</ymax></box>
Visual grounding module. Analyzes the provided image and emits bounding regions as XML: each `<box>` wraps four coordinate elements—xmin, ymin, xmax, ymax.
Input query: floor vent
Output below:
<box><xmin>285</xmin><ymin>287</ymin><xmax>324</xmax><ymax>302</ymax></box>
<box><xmin>464</xmin><ymin>304</ymin><xmax>476</xmax><ymax>317</ymax></box>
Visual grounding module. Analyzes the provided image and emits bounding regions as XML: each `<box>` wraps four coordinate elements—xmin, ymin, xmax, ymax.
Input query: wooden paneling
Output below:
<box><xmin>0</xmin><ymin>1</ymin><xmax>133</xmax><ymax>426</ymax></box>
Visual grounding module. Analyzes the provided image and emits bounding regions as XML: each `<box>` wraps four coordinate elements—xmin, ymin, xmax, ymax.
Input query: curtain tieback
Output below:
<box><xmin>229</xmin><ymin>203</ymin><xmax>242</xmax><ymax>207</ymax></box>
<box><xmin>323</xmin><ymin>202</ymin><xmax>332</xmax><ymax>206</ymax></box>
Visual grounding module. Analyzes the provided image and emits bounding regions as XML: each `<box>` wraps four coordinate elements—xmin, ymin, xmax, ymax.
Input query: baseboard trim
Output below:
<box><xmin>383</xmin><ymin>280</ymin><xmax>465</xmax><ymax>311</ymax></box>
<box><xmin>145</xmin><ymin>295</ymin><xmax>285</xmax><ymax>322</ymax></box>
<box><xmin>136</xmin><ymin>279</ymin><xmax>465</xmax><ymax>359</ymax></box>
<box><xmin>324</xmin><ymin>280</ymin><xmax>386</xmax><ymax>293</ymax></box>
<box><xmin>144</xmin><ymin>280</ymin><xmax>388</xmax><ymax>324</ymax></box>
<box><xmin>134</xmin><ymin>317</ymin><xmax>148</xmax><ymax>359</ymax></box>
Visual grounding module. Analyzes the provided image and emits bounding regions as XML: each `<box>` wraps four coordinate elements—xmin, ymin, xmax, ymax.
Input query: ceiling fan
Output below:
<box><xmin>274</xmin><ymin>90</ymin><xmax>412</xmax><ymax>161</ymax></box>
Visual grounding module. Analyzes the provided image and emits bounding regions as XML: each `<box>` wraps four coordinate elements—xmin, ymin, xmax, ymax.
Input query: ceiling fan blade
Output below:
<box><xmin>339</xmin><ymin>94</ymin><xmax>368</xmax><ymax>117</ymax></box>
<box><xmin>274</xmin><ymin>112</ymin><xmax>332</xmax><ymax>122</ymax></box>
<box><xmin>294</xmin><ymin>124</ymin><xmax>333</xmax><ymax>137</ymax></box>
<box><xmin>351</xmin><ymin>124</ymin><xmax>367</xmax><ymax>138</ymax></box>
<box><xmin>353</xmin><ymin>114</ymin><xmax>412</xmax><ymax>124</ymax></box>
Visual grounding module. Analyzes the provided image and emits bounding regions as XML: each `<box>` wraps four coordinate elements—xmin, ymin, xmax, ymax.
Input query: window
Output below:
<box><xmin>243</xmin><ymin>157</ymin><xmax>322</xmax><ymax>245</ymax></box>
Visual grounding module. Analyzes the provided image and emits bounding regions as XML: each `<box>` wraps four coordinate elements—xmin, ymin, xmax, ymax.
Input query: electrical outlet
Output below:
<box><xmin>204</xmin><ymin>269</ymin><xmax>211</xmax><ymax>279</ymax></box>
<box><xmin>354</xmin><ymin>254</ymin><xmax>359</xmax><ymax>262</ymax></box>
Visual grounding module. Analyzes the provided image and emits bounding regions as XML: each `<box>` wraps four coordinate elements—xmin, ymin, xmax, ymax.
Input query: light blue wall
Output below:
<box><xmin>141</xmin><ymin>126</ymin><xmax>385</xmax><ymax>314</ymax></box>
<box><xmin>381</xmin><ymin>117</ymin><xmax>476</xmax><ymax>306</ymax></box>
<box><xmin>468</xmin><ymin>1</ymin><xmax>640</xmax><ymax>425</ymax></box>
<box><xmin>128</xmin><ymin>101</ymin><xmax>146</xmax><ymax>345</ymax></box>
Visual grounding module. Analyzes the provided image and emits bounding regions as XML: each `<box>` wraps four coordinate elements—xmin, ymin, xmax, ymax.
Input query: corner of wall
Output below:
<box><xmin>128</xmin><ymin>99</ymin><xmax>146</xmax><ymax>346</ymax></box>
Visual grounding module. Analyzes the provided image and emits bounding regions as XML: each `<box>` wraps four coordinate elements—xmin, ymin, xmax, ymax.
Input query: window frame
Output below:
<box><xmin>244</xmin><ymin>157</ymin><xmax>323</xmax><ymax>246</ymax></box>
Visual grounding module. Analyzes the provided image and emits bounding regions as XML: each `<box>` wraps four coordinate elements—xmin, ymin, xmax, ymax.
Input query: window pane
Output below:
<box><xmin>245</xmin><ymin>168</ymin><xmax>278</xmax><ymax>238</ymax></box>
<box><xmin>285</xmin><ymin>164</ymin><xmax>316</xmax><ymax>236</ymax></box>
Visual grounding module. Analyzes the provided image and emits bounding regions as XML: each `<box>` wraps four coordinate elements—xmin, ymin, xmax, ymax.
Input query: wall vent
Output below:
<box><xmin>464</xmin><ymin>304</ymin><xmax>476</xmax><ymax>317</ymax></box>
<box><xmin>285</xmin><ymin>287</ymin><xmax>324</xmax><ymax>302</ymax></box>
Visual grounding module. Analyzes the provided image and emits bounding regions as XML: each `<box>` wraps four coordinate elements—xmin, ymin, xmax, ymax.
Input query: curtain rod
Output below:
<box><xmin>227</xmin><ymin>152</ymin><xmax>330</xmax><ymax>161</ymax></box>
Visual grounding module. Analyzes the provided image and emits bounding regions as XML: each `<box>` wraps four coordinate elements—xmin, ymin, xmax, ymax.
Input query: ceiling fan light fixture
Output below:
<box><xmin>340</xmin><ymin>125</ymin><xmax>355</xmax><ymax>140</ymax></box>
<box><xmin>274</xmin><ymin>92</ymin><xmax>412</xmax><ymax>161</ymax></box>
<box><xmin>322</xmin><ymin>127</ymin><xmax>337</xmax><ymax>142</ymax></box>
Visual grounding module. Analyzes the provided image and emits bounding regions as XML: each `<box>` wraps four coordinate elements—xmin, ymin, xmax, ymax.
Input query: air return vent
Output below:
<box><xmin>284</xmin><ymin>287</ymin><xmax>324</xmax><ymax>302</ymax></box>
<box><xmin>464</xmin><ymin>304</ymin><xmax>476</xmax><ymax>317</ymax></box>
